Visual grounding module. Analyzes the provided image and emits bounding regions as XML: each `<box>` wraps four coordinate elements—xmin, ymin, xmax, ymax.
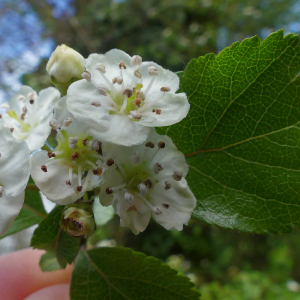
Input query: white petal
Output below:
<box><xmin>55</xmin><ymin>96</ymin><xmax>89</xmax><ymax>135</ymax></box>
<box><xmin>139</xmin><ymin>92</ymin><xmax>190</xmax><ymax>127</ymax></box>
<box><xmin>31</xmin><ymin>151</ymin><xmax>85</xmax><ymax>205</ymax></box>
<box><xmin>8</xmin><ymin>86</ymin><xmax>34</xmax><ymax>115</ymax></box>
<box><xmin>150</xmin><ymin>179</ymin><xmax>196</xmax><ymax>231</ymax></box>
<box><xmin>85</xmin><ymin>50</ymin><xmax>133</xmax><ymax>87</ymax></box>
<box><xmin>88</xmin><ymin>114</ymin><xmax>150</xmax><ymax>146</ymax></box>
<box><xmin>36</xmin><ymin>87</ymin><xmax>61</xmax><ymax>120</ymax></box>
<box><xmin>0</xmin><ymin>191</ymin><xmax>25</xmax><ymax>236</ymax></box>
<box><xmin>140</xmin><ymin>61</ymin><xmax>180</xmax><ymax>97</ymax></box>
<box><xmin>0</xmin><ymin>126</ymin><xmax>30</xmax><ymax>197</ymax></box>
<box><xmin>112</xmin><ymin>191</ymin><xmax>151</xmax><ymax>235</ymax></box>
<box><xmin>67</xmin><ymin>80</ymin><xmax>110</xmax><ymax>131</ymax></box>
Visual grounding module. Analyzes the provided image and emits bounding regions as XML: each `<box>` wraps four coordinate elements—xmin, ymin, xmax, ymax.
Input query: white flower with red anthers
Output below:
<box><xmin>0</xmin><ymin>126</ymin><xmax>30</xmax><ymax>235</ymax></box>
<box><xmin>98</xmin><ymin>129</ymin><xmax>196</xmax><ymax>234</ymax></box>
<box><xmin>0</xmin><ymin>86</ymin><xmax>60</xmax><ymax>152</ymax></box>
<box><xmin>66</xmin><ymin>49</ymin><xmax>190</xmax><ymax>146</ymax></box>
<box><xmin>30</xmin><ymin>97</ymin><xmax>105</xmax><ymax>205</ymax></box>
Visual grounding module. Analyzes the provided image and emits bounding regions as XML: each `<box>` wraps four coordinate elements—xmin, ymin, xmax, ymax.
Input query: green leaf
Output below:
<box><xmin>39</xmin><ymin>251</ymin><xmax>61</xmax><ymax>272</ymax></box>
<box><xmin>31</xmin><ymin>206</ymin><xmax>80</xmax><ymax>268</ymax></box>
<box><xmin>158</xmin><ymin>30</ymin><xmax>300</xmax><ymax>234</ymax></box>
<box><xmin>70</xmin><ymin>247</ymin><xmax>200</xmax><ymax>300</ymax></box>
<box><xmin>0</xmin><ymin>188</ymin><xmax>47</xmax><ymax>239</ymax></box>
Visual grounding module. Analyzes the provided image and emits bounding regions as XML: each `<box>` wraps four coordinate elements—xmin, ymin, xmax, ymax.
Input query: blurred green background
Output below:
<box><xmin>2</xmin><ymin>0</ymin><xmax>300</xmax><ymax>298</ymax></box>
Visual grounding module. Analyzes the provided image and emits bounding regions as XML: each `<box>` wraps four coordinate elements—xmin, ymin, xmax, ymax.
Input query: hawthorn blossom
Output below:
<box><xmin>0</xmin><ymin>86</ymin><xmax>60</xmax><ymax>152</ymax></box>
<box><xmin>0</xmin><ymin>126</ymin><xmax>30</xmax><ymax>235</ymax></box>
<box><xmin>98</xmin><ymin>129</ymin><xmax>196</xmax><ymax>234</ymax></box>
<box><xmin>66</xmin><ymin>49</ymin><xmax>190</xmax><ymax>146</ymax></box>
<box><xmin>31</xmin><ymin>97</ymin><xmax>105</xmax><ymax>205</ymax></box>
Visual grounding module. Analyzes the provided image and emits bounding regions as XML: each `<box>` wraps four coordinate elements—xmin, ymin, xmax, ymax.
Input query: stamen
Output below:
<box><xmin>153</xmin><ymin>163</ymin><xmax>163</xmax><ymax>174</ymax></box>
<box><xmin>131</xmin><ymin>55</ymin><xmax>142</xmax><ymax>66</ymax></box>
<box><xmin>162</xmin><ymin>203</ymin><xmax>170</xmax><ymax>209</ymax></box>
<box><xmin>165</xmin><ymin>181</ymin><xmax>171</xmax><ymax>190</ymax></box>
<box><xmin>145</xmin><ymin>141</ymin><xmax>155</xmax><ymax>148</ymax></box>
<box><xmin>41</xmin><ymin>165</ymin><xmax>47</xmax><ymax>172</ymax></box>
<box><xmin>152</xmin><ymin>109</ymin><xmax>161</xmax><ymax>115</ymax></box>
<box><xmin>111</xmin><ymin>183</ymin><xmax>126</xmax><ymax>191</ymax></box>
<box><xmin>18</xmin><ymin>95</ymin><xmax>25</xmax><ymax>101</ymax></box>
<box><xmin>148</xmin><ymin>65</ymin><xmax>159</xmax><ymax>76</ymax></box>
<box><xmin>69</xmin><ymin>137</ymin><xmax>78</xmax><ymax>149</ymax></box>
<box><xmin>158</xmin><ymin>141</ymin><xmax>165</xmax><ymax>148</ymax></box>
<box><xmin>96</xmin><ymin>63</ymin><xmax>106</xmax><ymax>73</ymax></box>
<box><xmin>92</xmin><ymin>167</ymin><xmax>103</xmax><ymax>176</ymax></box>
<box><xmin>124</xmin><ymin>192</ymin><xmax>134</xmax><ymax>203</ymax></box>
<box><xmin>49</xmin><ymin>119</ymin><xmax>59</xmax><ymax>130</ymax></box>
<box><xmin>137</xmin><ymin>183</ymin><xmax>147</xmax><ymax>196</ymax></box>
<box><xmin>75</xmin><ymin>186</ymin><xmax>82</xmax><ymax>194</ymax></box>
<box><xmin>143</xmin><ymin>77</ymin><xmax>155</xmax><ymax>96</ymax></box>
<box><xmin>71</xmin><ymin>152</ymin><xmax>80</xmax><ymax>160</ymax></box>
<box><xmin>134</xmin><ymin>67</ymin><xmax>142</xmax><ymax>79</ymax></box>
<box><xmin>122</xmin><ymin>87</ymin><xmax>133</xmax><ymax>98</ymax></box>
<box><xmin>119</xmin><ymin>61</ymin><xmax>127</xmax><ymax>69</ymax></box>
<box><xmin>89</xmin><ymin>140</ymin><xmax>100</xmax><ymax>151</ymax></box>
<box><xmin>0</xmin><ymin>186</ymin><xmax>3</xmax><ymax>198</ymax></box>
<box><xmin>84</xmin><ymin>160</ymin><xmax>97</xmax><ymax>169</ymax></box>
<box><xmin>172</xmin><ymin>171</ymin><xmax>183</xmax><ymax>181</ymax></box>
<box><xmin>97</xmin><ymin>85</ymin><xmax>108</xmax><ymax>96</ymax></box>
<box><xmin>82</xmin><ymin>71</ymin><xmax>92</xmax><ymax>82</ymax></box>
<box><xmin>130</xmin><ymin>111</ymin><xmax>141</xmax><ymax>119</ymax></box>
<box><xmin>78</xmin><ymin>165</ymin><xmax>82</xmax><ymax>186</ymax></box>
<box><xmin>136</xmin><ymin>90</ymin><xmax>145</xmax><ymax>101</ymax></box>
<box><xmin>22</xmin><ymin>106</ymin><xmax>27</xmax><ymax>113</ymax></box>
<box><xmin>106</xmin><ymin>158</ymin><xmax>114</xmax><ymax>166</ymax></box>
<box><xmin>138</xmin><ymin>194</ymin><xmax>162</xmax><ymax>215</ymax></box>
<box><xmin>160</xmin><ymin>87</ymin><xmax>170</xmax><ymax>92</ymax></box>
<box><xmin>66</xmin><ymin>180</ymin><xmax>71</xmax><ymax>186</ymax></box>
<box><xmin>47</xmin><ymin>151</ymin><xmax>56</xmax><ymax>158</ymax></box>
<box><xmin>64</xmin><ymin>117</ymin><xmax>73</xmax><ymax>127</ymax></box>
<box><xmin>69</xmin><ymin>167</ymin><xmax>73</xmax><ymax>183</ymax></box>
<box><xmin>134</xmin><ymin>98</ymin><xmax>142</xmax><ymax>108</ymax></box>
<box><xmin>138</xmin><ymin>93</ymin><xmax>165</xmax><ymax>113</ymax></box>
<box><xmin>144</xmin><ymin>178</ymin><xmax>155</xmax><ymax>190</ymax></box>
<box><xmin>106</xmin><ymin>187</ymin><xmax>113</xmax><ymax>194</ymax></box>
<box><xmin>121</xmin><ymin>96</ymin><xmax>128</xmax><ymax>113</ymax></box>
<box><xmin>112</xmin><ymin>76</ymin><xmax>123</xmax><ymax>85</ymax></box>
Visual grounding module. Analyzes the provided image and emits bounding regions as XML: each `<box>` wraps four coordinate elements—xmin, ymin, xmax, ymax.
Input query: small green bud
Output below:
<box><xmin>60</xmin><ymin>203</ymin><xmax>96</xmax><ymax>238</ymax></box>
<box><xmin>46</xmin><ymin>44</ymin><xmax>85</xmax><ymax>95</ymax></box>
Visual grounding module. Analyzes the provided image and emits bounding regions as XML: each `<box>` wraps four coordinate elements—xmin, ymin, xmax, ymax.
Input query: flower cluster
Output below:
<box><xmin>1</xmin><ymin>47</ymin><xmax>196</xmax><ymax>236</ymax></box>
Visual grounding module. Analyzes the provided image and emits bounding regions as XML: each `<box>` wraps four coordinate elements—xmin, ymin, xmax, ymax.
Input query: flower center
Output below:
<box><xmin>54</xmin><ymin>131</ymin><xmax>101</xmax><ymax>174</ymax></box>
<box><xmin>7</xmin><ymin>110</ymin><xmax>31</xmax><ymax>132</ymax></box>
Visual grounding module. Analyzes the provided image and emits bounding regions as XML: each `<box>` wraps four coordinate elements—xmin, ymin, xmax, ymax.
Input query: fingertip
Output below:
<box><xmin>24</xmin><ymin>284</ymin><xmax>70</xmax><ymax>300</ymax></box>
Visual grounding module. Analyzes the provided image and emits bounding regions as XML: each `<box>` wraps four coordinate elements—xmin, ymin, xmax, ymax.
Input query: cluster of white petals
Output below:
<box><xmin>98</xmin><ymin>130</ymin><xmax>196</xmax><ymax>234</ymax></box>
<box><xmin>0</xmin><ymin>86</ymin><xmax>60</xmax><ymax>152</ymax></box>
<box><xmin>31</xmin><ymin>97</ymin><xmax>105</xmax><ymax>205</ymax></box>
<box><xmin>66</xmin><ymin>49</ymin><xmax>190</xmax><ymax>146</ymax></box>
<box><xmin>0</xmin><ymin>126</ymin><xmax>30</xmax><ymax>235</ymax></box>
<box><xmin>1</xmin><ymin>47</ymin><xmax>196</xmax><ymax>236</ymax></box>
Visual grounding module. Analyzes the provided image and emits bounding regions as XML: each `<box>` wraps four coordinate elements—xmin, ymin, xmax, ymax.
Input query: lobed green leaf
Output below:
<box><xmin>158</xmin><ymin>30</ymin><xmax>300</xmax><ymax>234</ymax></box>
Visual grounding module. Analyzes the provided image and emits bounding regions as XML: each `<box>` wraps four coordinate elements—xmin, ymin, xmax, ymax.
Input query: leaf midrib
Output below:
<box><xmin>185</xmin><ymin>34</ymin><xmax>296</xmax><ymax>158</ymax></box>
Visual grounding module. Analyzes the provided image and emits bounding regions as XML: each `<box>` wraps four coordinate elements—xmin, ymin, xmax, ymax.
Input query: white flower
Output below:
<box><xmin>66</xmin><ymin>49</ymin><xmax>190</xmax><ymax>146</ymax></box>
<box><xmin>0</xmin><ymin>126</ymin><xmax>30</xmax><ymax>235</ymax></box>
<box><xmin>0</xmin><ymin>86</ymin><xmax>60</xmax><ymax>152</ymax></box>
<box><xmin>46</xmin><ymin>44</ymin><xmax>85</xmax><ymax>84</ymax></box>
<box><xmin>30</xmin><ymin>97</ymin><xmax>105</xmax><ymax>205</ymax></box>
<box><xmin>98</xmin><ymin>129</ymin><xmax>196</xmax><ymax>234</ymax></box>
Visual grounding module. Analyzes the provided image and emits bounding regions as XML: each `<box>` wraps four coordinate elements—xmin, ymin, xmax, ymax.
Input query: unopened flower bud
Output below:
<box><xmin>60</xmin><ymin>203</ymin><xmax>96</xmax><ymax>238</ymax></box>
<box><xmin>46</xmin><ymin>45</ymin><xmax>85</xmax><ymax>95</ymax></box>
